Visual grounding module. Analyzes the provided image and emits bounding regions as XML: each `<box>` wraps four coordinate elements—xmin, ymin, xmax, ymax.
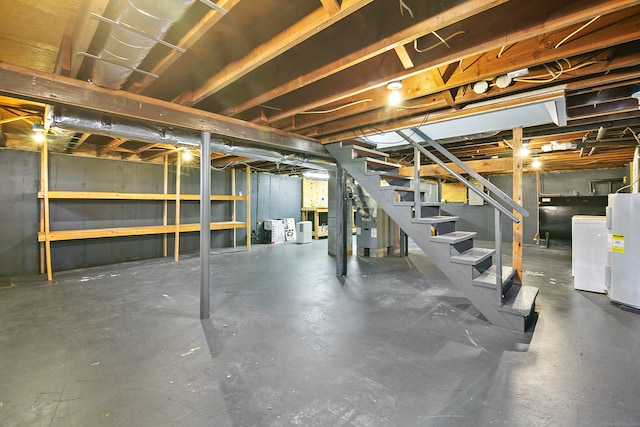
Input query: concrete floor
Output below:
<box><xmin>1</xmin><ymin>239</ymin><xmax>639</xmax><ymax>426</ymax></box>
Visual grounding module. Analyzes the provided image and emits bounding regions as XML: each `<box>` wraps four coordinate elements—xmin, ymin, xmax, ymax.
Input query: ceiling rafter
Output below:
<box><xmin>246</xmin><ymin>0</ymin><xmax>640</xmax><ymax>129</ymax></box>
<box><xmin>130</xmin><ymin>0</ymin><xmax>241</xmax><ymax>94</ymax></box>
<box><xmin>221</xmin><ymin>0</ymin><xmax>508</xmax><ymax>117</ymax></box>
<box><xmin>173</xmin><ymin>0</ymin><xmax>374</xmax><ymax>106</ymax></box>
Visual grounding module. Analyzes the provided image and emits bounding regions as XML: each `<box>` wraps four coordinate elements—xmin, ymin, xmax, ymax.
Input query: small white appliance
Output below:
<box><xmin>571</xmin><ymin>215</ymin><xmax>607</xmax><ymax>293</ymax></box>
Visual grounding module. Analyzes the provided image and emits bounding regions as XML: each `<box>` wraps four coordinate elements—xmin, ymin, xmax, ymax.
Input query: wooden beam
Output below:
<box><xmin>253</xmin><ymin>0</ymin><xmax>640</xmax><ymax>128</ymax></box>
<box><xmin>131</xmin><ymin>0</ymin><xmax>241</xmax><ymax>94</ymax></box>
<box><xmin>394</xmin><ymin>45</ymin><xmax>414</xmax><ymax>69</ymax></box>
<box><xmin>223</xmin><ymin>0</ymin><xmax>507</xmax><ymax>117</ymax></box>
<box><xmin>512</xmin><ymin>127</ymin><xmax>523</xmax><ymax>283</ymax></box>
<box><xmin>320</xmin><ymin>0</ymin><xmax>341</xmax><ymax>15</ymax></box>
<box><xmin>0</xmin><ymin>62</ymin><xmax>328</xmax><ymax>158</ymax></box>
<box><xmin>70</xmin><ymin>0</ymin><xmax>110</xmax><ymax>78</ymax></box>
<box><xmin>98</xmin><ymin>137</ymin><xmax>128</xmax><ymax>156</ymax></box>
<box><xmin>175</xmin><ymin>0</ymin><xmax>373</xmax><ymax>106</ymax></box>
<box><xmin>123</xmin><ymin>143</ymin><xmax>159</xmax><ymax>160</ymax></box>
<box><xmin>37</xmin><ymin>222</ymin><xmax>248</xmax><ymax>242</ymax></box>
<box><xmin>398</xmin><ymin>157</ymin><xmax>513</xmax><ymax>177</ymax></box>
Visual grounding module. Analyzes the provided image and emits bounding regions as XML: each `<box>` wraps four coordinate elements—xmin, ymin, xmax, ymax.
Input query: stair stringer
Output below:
<box><xmin>327</xmin><ymin>143</ymin><xmax>528</xmax><ymax>330</ymax></box>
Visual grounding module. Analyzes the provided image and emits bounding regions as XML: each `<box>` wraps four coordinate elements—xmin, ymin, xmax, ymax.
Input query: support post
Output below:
<box><xmin>512</xmin><ymin>127</ymin><xmax>524</xmax><ymax>283</ymax></box>
<box><xmin>231</xmin><ymin>167</ymin><xmax>237</xmax><ymax>247</ymax></box>
<box><xmin>413</xmin><ymin>146</ymin><xmax>421</xmax><ymax>219</ymax></box>
<box><xmin>200</xmin><ymin>132</ymin><xmax>211</xmax><ymax>320</ymax></box>
<box><xmin>163</xmin><ymin>155</ymin><xmax>168</xmax><ymax>257</ymax></box>
<box><xmin>246</xmin><ymin>165</ymin><xmax>251</xmax><ymax>250</ymax></box>
<box><xmin>174</xmin><ymin>153</ymin><xmax>182</xmax><ymax>261</ymax></box>
<box><xmin>494</xmin><ymin>209</ymin><xmax>503</xmax><ymax>306</ymax></box>
<box><xmin>335</xmin><ymin>165</ymin><xmax>348</xmax><ymax>276</ymax></box>
<box><xmin>41</xmin><ymin>138</ymin><xmax>52</xmax><ymax>280</ymax></box>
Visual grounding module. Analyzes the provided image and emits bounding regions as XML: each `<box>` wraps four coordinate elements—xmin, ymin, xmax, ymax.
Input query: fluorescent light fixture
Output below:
<box><xmin>302</xmin><ymin>170</ymin><xmax>329</xmax><ymax>180</ymax></box>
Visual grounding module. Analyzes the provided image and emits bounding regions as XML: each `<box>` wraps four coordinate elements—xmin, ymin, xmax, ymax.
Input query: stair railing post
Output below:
<box><xmin>413</xmin><ymin>146</ymin><xmax>421</xmax><ymax>219</ymax></box>
<box><xmin>494</xmin><ymin>208</ymin><xmax>503</xmax><ymax>306</ymax></box>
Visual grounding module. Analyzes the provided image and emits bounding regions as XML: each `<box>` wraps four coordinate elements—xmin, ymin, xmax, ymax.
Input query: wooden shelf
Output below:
<box><xmin>37</xmin><ymin>143</ymin><xmax>252</xmax><ymax>280</ymax></box>
<box><xmin>39</xmin><ymin>190</ymin><xmax>246</xmax><ymax>201</ymax></box>
<box><xmin>301</xmin><ymin>207</ymin><xmax>328</xmax><ymax>239</ymax></box>
<box><xmin>37</xmin><ymin>221</ymin><xmax>247</xmax><ymax>242</ymax></box>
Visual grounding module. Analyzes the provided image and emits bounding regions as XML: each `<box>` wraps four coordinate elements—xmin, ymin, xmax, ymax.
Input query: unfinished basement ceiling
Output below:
<box><xmin>1</xmin><ymin>0</ymin><xmax>640</xmax><ymax>173</ymax></box>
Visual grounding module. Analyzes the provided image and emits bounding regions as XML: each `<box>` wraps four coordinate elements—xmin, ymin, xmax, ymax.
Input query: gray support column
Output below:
<box><xmin>200</xmin><ymin>132</ymin><xmax>211</xmax><ymax>319</ymax></box>
<box><xmin>335</xmin><ymin>165</ymin><xmax>348</xmax><ymax>276</ymax></box>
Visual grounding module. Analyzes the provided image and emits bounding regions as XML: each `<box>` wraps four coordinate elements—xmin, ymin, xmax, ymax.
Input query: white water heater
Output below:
<box><xmin>606</xmin><ymin>193</ymin><xmax>640</xmax><ymax>308</ymax></box>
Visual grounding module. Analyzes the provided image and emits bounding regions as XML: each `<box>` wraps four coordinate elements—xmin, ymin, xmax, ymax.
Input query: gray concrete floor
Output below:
<box><xmin>1</xmin><ymin>239</ymin><xmax>639</xmax><ymax>427</ymax></box>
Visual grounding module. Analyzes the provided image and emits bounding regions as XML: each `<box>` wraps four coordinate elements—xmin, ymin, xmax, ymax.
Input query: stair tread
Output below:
<box><xmin>368</xmin><ymin>171</ymin><xmax>412</xmax><ymax>182</ymax></box>
<box><xmin>473</xmin><ymin>265</ymin><xmax>516</xmax><ymax>288</ymax></box>
<box><xmin>394</xmin><ymin>201</ymin><xmax>442</xmax><ymax>206</ymax></box>
<box><xmin>431</xmin><ymin>231</ymin><xmax>476</xmax><ymax>244</ymax></box>
<box><xmin>342</xmin><ymin>139</ymin><xmax>377</xmax><ymax>150</ymax></box>
<box><xmin>365</xmin><ymin>157</ymin><xmax>403</xmax><ymax>169</ymax></box>
<box><xmin>349</xmin><ymin>145</ymin><xmax>389</xmax><ymax>159</ymax></box>
<box><xmin>500</xmin><ymin>285</ymin><xmax>539</xmax><ymax>315</ymax></box>
<box><xmin>412</xmin><ymin>215</ymin><xmax>459</xmax><ymax>223</ymax></box>
<box><xmin>450</xmin><ymin>247</ymin><xmax>494</xmax><ymax>265</ymax></box>
<box><xmin>380</xmin><ymin>185</ymin><xmax>413</xmax><ymax>191</ymax></box>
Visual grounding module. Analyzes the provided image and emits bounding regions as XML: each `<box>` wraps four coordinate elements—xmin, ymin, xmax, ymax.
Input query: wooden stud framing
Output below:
<box><xmin>163</xmin><ymin>155</ymin><xmax>168</xmax><ymax>257</ymax></box>
<box><xmin>512</xmin><ymin>127</ymin><xmax>524</xmax><ymax>283</ymax></box>
<box><xmin>41</xmin><ymin>139</ymin><xmax>53</xmax><ymax>280</ymax></box>
<box><xmin>231</xmin><ymin>166</ymin><xmax>237</xmax><ymax>247</ymax></box>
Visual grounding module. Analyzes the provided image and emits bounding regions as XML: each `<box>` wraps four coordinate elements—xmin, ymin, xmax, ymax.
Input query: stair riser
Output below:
<box><xmin>326</xmin><ymin>142</ymin><xmax>538</xmax><ymax>332</ymax></box>
<box><xmin>475</xmin><ymin>280</ymin><xmax>513</xmax><ymax>301</ymax></box>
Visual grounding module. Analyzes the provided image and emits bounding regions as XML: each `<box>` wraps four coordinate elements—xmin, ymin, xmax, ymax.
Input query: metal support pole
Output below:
<box><xmin>336</xmin><ymin>165</ymin><xmax>348</xmax><ymax>276</ymax></box>
<box><xmin>200</xmin><ymin>132</ymin><xmax>211</xmax><ymax>320</ymax></box>
<box><xmin>413</xmin><ymin>146</ymin><xmax>421</xmax><ymax>219</ymax></box>
<box><xmin>400</xmin><ymin>230</ymin><xmax>408</xmax><ymax>257</ymax></box>
<box><xmin>494</xmin><ymin>209</ymin><xmax>503</xmax><ymax>306</ymax></box>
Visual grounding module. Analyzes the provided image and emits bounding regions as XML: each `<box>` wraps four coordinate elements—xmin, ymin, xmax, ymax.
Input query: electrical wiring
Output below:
<box><xmin>399</xmin><ymin>0</ymin><xmax>414</xmax><ymax>18</ymax></box>
<box><xmin>513</xmin><ymin>59</ymin><xmax>602</xmax><ymax>83</ymax></box>
<box><xmin>299</xmin><ymin>99</ymin><xmax>373</xmax><ymax>114</ymax></box>
<box><xmin>413</xmin><ymin>30</ymin><xmax>465</xmax><ymax>53</ymax></box>
<box><xmin>622</xmin><ymin>127</ymin><xmax>640</xmax><ymax>145</ymax></box>
<box><xmin>555</xmin><ymin>15</ymin><xmax>601</xmax><ymax>49</ymax></box>
<box><xmin>615</xmin><ymin>176</ymin><xmax>640</xmax><ymax>193</ymax></box>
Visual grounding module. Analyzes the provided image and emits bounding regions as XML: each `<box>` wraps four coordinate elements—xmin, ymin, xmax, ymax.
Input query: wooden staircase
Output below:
<box><xmin>327</xmin><ymin>140</ymin><xmax>538</xmax><ymax>332</ymax></box>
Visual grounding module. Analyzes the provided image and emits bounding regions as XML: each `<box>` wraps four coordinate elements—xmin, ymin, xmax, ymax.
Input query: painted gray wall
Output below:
<box><xmin>442</xmin><ymin>168</ymin><xmax>628</xmax><ymax>244</ymax></box>
<box><xmin>250</xmin><ymin>172</ymin><xmax>302</xmax><ymax>242</ymax></box>
<box><xmin>0</xmin><ymin>150</ymin><xmax>299</xmax><ymax>277</ymax></box>
<box><xmin>0</xmin><ymin>150</ymin><xmax>39</xmax><ymax>277</ymax></box>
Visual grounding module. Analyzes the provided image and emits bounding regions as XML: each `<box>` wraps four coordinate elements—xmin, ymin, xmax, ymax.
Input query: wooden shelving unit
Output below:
<box><xmin>301</xmin><ymin>207</ymin><xmax>328</xmax><ymax>239</ymax></box>
<box><xmin>38</xmin><ymin>141</ymin><xmax>250</xmax><ymax>280</ymax></box>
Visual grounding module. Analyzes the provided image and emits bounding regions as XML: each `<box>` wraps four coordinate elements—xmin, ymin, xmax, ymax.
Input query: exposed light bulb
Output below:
<box><xmin>33</xmin><ymin>131</ymin><xmax>46</xmax><ymax>143</ymax></box>
<box><xmin>182</xmin><ymin>149</ymin><xmax>193</xmax><ymax>161</ymax></box>
<box><xmin>388</xmin><ymin>90</ymin><xmax>402</xmax><ymax>106</ymax></box>
<box><xmin>532</xmin><ymin>158</ymin><xmax>542</xmax><ymax>168</ymax></box>
<box><xmin>519</xmin><ymin>147</ymin><xmax>530</xmax><ymax>157</ymax></box>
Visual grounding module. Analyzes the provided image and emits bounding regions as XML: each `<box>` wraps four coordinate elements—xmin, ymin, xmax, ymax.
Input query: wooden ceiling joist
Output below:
<box><xmin>0</xmin><ymin>62</ymin><xmax>329</xmax><ymax>158</ymax></box>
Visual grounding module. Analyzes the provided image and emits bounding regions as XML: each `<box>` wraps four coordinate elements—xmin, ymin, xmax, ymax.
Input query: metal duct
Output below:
<box><xmin>91</xmin><ymin>0</ymin><xmax>195</xmax><ymax>89</ymax></box>
<box><xmin>51</xmin><ymin>108</ymin><xmax>334</xmax><ymax>171</ymax></box>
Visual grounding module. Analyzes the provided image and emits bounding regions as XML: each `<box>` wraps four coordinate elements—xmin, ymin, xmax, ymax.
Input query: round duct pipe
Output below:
<box><xmin>51</xmin><ymin>108</ymin><xmax>334</xmax><ymax>171</ymax></box>
<box><xmin>91</xmin><ymin>0</ymin><xmax>195</xmax><ymax>89</ymax></box>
